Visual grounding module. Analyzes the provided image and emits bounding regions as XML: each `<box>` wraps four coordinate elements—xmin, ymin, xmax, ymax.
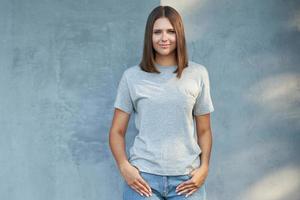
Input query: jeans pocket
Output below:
<box><xmin>186</xmin><ymin>172</ymin><xmax>193</xmax><ymax>178</ymax></box>
<box><xmin>181</xmin><ymin>174</ymin><xmax>192</xmax><ymax>180</ymax></box>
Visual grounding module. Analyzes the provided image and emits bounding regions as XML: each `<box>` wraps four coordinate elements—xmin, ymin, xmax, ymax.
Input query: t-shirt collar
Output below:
<box><xmin>154</xmin><ymin>63</ymin><xmax>177</xmax><ymax>72</ymax></box>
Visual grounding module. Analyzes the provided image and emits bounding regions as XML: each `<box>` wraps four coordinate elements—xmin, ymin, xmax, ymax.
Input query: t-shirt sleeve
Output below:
<box><xmin>113</xmin><ymin>71</ymin><xmax>134</xmax><ymax>114</ymax></box>
<box><xmin>193</xmin><ymin>67</ymin><xmax>215</xmax><ymax>116</ymax></box>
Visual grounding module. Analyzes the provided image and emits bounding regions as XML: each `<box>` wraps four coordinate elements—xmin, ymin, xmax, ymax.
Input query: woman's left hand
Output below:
<box><xmin>175</xmin><ymin>165</ymin><xmax>209</xmax><ymax>197</ymax></box>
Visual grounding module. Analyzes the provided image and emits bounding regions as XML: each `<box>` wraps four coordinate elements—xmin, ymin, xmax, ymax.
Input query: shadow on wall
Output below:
<box><xmin>237</xmin><ymin>164</ymin><xmax>300</xmax><ymax>200</ymax></box>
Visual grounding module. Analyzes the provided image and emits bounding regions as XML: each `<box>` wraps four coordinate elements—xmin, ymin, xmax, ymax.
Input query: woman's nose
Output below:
<box><xmin>161</xmin><ymin>32</ymin><xmax>168</xmax><ymax>41</ymax></box>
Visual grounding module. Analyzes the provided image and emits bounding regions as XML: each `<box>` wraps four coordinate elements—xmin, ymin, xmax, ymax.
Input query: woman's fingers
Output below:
<box><xmin>176</xmin><ymin>181</ymin><xmax>197</xmax><ymax>195</ymax></box>
<box><xmin>177</xmin><ymin>185</ymin><xmax>195</xmax><ymax>195</ymax></box>
<box><xmin>138</xmin><ymin>177</ymin><xmax>152</xmax><ymax>193</ymax></box>
<box><xmin>136</xmin><ymin>180</ymin><xmax>152</xmax><ymax>197</ymax></box>
<box><xmin>131</xmin><ymin>185</ymin><xmax>145</xmax><ymax>197</ymax></box>
<box><xmin>130</xmin><ymin>178</ymin><xmax>152</xmax><ymax>197</ymax></box>
<box><xmin>176</xmin><ymin>179</ymin><xmax>193</xmax><ymax>191</ymax></box>
<box><xmin>185</xmin><ymin>188</ymin><xmax>198</xmax><ymax>197</ymax></box>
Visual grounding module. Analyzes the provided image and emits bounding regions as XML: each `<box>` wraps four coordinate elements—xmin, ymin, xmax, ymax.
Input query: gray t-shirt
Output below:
<box><xmin>113</xmin><ymin>60</ymin><xmax>214</xmax><ymax>176</ymax></box>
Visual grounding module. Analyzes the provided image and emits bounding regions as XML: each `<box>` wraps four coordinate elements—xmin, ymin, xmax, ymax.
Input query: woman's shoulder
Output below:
<box><xmin>121</xmin><ymin>64</ymin><xmax>141</xmax><ymax>76</ymax></box>
<box><xmin>187</xmin><ymin>60</ymin><xmax>209</xmax><ymax>73</ymax></box>
<box><xmin>187</xmin><ymin>61</ymin><xmax>211</xmax><ymax>79</ymax></box>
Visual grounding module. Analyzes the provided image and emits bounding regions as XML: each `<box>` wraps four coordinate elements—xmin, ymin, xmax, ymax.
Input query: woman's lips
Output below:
<box><xmin>160</xmin><ymin>44</ymin><xmax>170</xmax><ymax>48</ymax></box>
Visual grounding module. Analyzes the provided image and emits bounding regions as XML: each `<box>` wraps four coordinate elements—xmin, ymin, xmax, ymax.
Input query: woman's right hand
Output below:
<box><xmin>120</xmin><ymin>162</ymin><xmax>152</xmax><ymax>197</ymax></box>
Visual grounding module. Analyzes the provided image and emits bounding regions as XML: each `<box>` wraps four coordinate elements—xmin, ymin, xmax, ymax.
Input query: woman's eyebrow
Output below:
<box><xmin>153</xmin><ymin>28</ymin><xmax>175</xmax><ymax>31</ymax></box>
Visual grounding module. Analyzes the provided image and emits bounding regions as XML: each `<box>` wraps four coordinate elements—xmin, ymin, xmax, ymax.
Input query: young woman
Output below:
<box><xmin>109</xmin><ymin>5</ymin><xmax>214</xmax><ymax>200</ymax></box>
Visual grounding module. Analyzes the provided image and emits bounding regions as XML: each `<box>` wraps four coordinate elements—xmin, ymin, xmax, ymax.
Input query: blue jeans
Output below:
<box><xmin>123</xmin><ymin>171</ymin><xmax>207</xmax><ymax>200</ymax></box>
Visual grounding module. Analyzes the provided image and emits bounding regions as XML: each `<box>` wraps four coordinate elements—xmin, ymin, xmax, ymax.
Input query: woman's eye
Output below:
<box><xmin>153</xmin><ymin>30</ymin><xmax>175</xmax><ymax>34</ymax></box>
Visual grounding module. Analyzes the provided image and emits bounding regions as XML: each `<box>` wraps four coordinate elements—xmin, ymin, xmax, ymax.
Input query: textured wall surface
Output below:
<box><xmin>0</xmin><ymin>0</ymin><xmax>299</xmax><ymax>200</ymax></box>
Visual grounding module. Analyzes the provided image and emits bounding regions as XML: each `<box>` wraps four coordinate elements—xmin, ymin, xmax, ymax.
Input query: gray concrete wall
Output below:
<box><xmin>0</xmin><ymin>0</ymin><xmax>299</xmax><ymax>200</ymax></box>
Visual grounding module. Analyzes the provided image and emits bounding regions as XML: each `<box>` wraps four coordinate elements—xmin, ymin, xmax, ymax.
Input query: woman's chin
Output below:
<box><xmin>156</xmin><ymin>50</ymin><xmax>175</xmax><ymax>56</ymax></box>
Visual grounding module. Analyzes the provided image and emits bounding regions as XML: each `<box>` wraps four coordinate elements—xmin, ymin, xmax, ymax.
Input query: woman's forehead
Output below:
<box><xmin>153</xmin><ymin>17</ymin><xmax>174</xmax><ymax>29</ymax></box>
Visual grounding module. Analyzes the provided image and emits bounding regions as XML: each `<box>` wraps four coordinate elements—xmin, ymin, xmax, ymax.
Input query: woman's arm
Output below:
<box><xmin>195</xmin><ymin>113</ymin><xmax>213</xmax><ymax>170</ymax></box>
<box><xmin>175</xmin><ymin>113</ymin><xmax>213</xmax><ymax>196</ymax></box>
<box><xmin>109</xmin><ymin>108</ymin><xmax>152</xmax><ymax>197</ymax></box>
<box><xmin>109</xmin><ymin>108</ymin><xmax>132</xmax><ymax>171</ymax></box>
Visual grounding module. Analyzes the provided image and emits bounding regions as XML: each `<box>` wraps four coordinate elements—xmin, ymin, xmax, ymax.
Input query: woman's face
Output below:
<box><xmin>152</xmin><ymin>17</ymin><xmax>177</xmax><ymax>57</ymax></box>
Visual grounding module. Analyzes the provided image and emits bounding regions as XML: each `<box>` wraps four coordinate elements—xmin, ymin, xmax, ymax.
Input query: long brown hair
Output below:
<box><xmin>139</xmin><ymin>6</ymin><xmax>188</xmax><ymax>79</ymax></box>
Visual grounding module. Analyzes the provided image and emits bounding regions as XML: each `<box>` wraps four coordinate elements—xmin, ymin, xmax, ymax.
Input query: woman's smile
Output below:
<box><xmin>160</xmin><ymin>44</ymin><xmax>170</xmax><ymax>48</ymax></box>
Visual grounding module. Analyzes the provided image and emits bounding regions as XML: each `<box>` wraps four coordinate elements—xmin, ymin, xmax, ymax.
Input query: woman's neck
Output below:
<box><xmin>155</xmin><ymin>53</ymin><xmax>177</xmax><ymax>66</ymax></box>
